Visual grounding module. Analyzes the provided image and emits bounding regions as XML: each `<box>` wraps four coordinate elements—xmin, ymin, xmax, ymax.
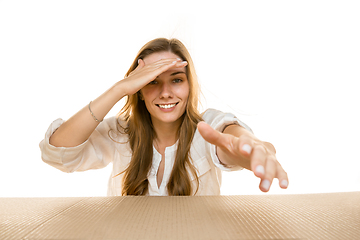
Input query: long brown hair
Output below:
<box><xmin>115</xmin><ymin>38</ymin><xmax>203</xmax><ymax>196</ymax></box>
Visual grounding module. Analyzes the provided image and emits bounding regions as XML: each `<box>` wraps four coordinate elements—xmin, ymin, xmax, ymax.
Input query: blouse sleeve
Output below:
<box><xmin>202</xmin><ymin>108</ymin><xmax>253</xmax><ymax>172</ymax></box>
<box><xmin>39</xmin><ymin>117</ymin><xmax>121</xmax><ymax>173</ymax></box>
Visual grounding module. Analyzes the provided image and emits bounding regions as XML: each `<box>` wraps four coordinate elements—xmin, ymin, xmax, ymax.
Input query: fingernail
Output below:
<box><xmin>261</xmin><ymin>180</ymin><xmax>271</xmax><ymax>191</ymax></box>
<box><xmin>172</xmin><ymin>60</ymin><xmax>178</xmax><ymax>64</ymax></box>
<box><xmin>255</xmin><ymin>165</ymin><xmax>265</xmax><ymax>176</ymax></box>
<box><xmin>280</xmin><ymin>180</ymin><xmax>288</xmax><ymax>188</ymax></box>
<box><xmin>242</xmin><ymin>144</ymin><xmax>252</xmax><ymax>155</ymax></box>
<box><xmin>181</xmin><ymin>60</ymin><xmax>187</xmax><ymax>64</ymax></box>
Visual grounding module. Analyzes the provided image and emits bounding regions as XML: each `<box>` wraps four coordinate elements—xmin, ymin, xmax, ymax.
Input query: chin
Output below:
<box><xmin>151</xmin><ymin>111</ymin><xmax>185</xmax><ymax>125</ymax></box>
<box><xmin>158</xmin><ymin>115</ymin><xmax>183</xmax><ymax>124</ymax></box>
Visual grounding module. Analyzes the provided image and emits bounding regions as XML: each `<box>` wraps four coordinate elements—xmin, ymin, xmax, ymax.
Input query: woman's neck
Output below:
<box><xmin>152</xmin><ymin>118</ymin><xmax>181</xmax><ymax>151</ymax></box>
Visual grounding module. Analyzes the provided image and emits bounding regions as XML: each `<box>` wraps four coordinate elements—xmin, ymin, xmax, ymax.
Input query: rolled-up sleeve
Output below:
<box><xmin>202</xmin><ymin>108</ymin><xmax>253</xmax><ymax>172</ymax></box>
<box><xmin>39</xmin><ymin>117</ymin><xmax>119</xmax><ymax>173</ymax></box>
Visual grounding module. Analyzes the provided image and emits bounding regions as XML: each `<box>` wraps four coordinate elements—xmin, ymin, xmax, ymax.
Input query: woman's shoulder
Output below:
<box><xmin>200</xmin><ymin>108</ymin><xmax>252</xmax><ymax>133</ymax></box>
<box><xmin>200</xmin><ymin>108</ymin><xmax>225</xmax><ymax>121</ymax></box>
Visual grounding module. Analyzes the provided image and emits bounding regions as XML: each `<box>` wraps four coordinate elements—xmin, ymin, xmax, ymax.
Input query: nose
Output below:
<box><xmin>159</xmin><ymin>82</ymin><xmax>173</xmax><ymax>99</ymax></box>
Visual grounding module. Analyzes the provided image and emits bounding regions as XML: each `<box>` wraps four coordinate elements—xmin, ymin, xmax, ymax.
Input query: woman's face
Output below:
<box><xmin>140</xmin><ymin>51</ymin><xmax>189</xmax><ymax>127</ymax></box>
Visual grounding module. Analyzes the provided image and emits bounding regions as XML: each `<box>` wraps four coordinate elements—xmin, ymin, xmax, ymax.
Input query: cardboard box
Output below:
<box><xmin>1</xmin><ymin>192</ymin><xmax>360</xmax><ymax>239</ymax></box>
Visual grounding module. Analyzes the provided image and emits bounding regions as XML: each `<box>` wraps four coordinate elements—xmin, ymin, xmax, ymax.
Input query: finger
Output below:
<box><xmin>147</xmin><ymin>58</ymin><xmax>181</xmax><ymax>68</ymax></box>
<box><xmin>175</xmin><ymin>60</ymin><xmax>188</xmax><ymax>68</ymax></box>
<box><xmin>156</xmin><ymin>59</ymin><xmax>182</xmax><ymax>73</ymax></box>
<box><xmin>238</xmin><ymin>134</ymin><xmax>253</xmax><ymax>157</ymax></box>
<box><xmin>250</xmin><ymin>144</ymin><xmax>267</xmax><ymax>178</ymax></box>
<box><xmin>259</xmin><ymin>156</ymin><xmax>277</xmax><ymax>192</ymax></box>
<box><xmin>263</xmin><ymin>141</ymin><xmax>276</xmax><ymax>154</ymax></box>
<box><xmin>144</xmin><ymin>58</ymin><xmax>182</xmax><ymax>77</ymax></box>
<box><xmin>276</xmin><ymin>163</ymin><xmax>289</xmax><ymax>189</ymax></box>
<box><xmin>197</xmin><ymin>121</ymin><xmax>230</xmax><ymax>149</ymax></box>
<box><xmin>130</xmin><ymin>58</ymin><xmax>179</xmax><ymax>81</ymax></box>
<box><xmin>158</xmin><ymin>59</ymin><xmax>187</xmax><ymax>71</ymax></box>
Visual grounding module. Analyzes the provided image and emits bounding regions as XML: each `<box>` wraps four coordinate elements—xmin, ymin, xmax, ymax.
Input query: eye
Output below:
<box><xmin>173</xmin><ymin>78</ymin><xmax>183</xmax><ymax>83</ymax></box>
<box><xmin>148</xmin><ymin>80</ymin><xmax>158</xmax><ymax>85</ymax></box>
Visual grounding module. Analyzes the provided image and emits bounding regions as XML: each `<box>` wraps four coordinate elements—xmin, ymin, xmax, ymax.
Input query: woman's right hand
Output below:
<box><xmin>116</xmin><ymin>58</ymin><xmax>187</xmax><ymax>97</ymax></box>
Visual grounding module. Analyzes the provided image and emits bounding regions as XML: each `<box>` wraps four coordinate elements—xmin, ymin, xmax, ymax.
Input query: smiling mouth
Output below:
<box><xmin>156</xmin><ymin>103</ymin><xmax>179</xmax><ymax>109</ymax></box>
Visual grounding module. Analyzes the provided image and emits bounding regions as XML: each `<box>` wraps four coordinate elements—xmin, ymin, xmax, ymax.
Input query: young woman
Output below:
<box><xmin>40</xmin><ymin>38</ymin><xmax>288</xmax><ymax>196</ymax></box>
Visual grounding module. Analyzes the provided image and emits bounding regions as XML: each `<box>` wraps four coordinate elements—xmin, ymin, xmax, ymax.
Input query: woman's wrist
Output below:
<box><xmin>111</xmin><ymin>80</ymin><xmax>129</xmax><ymax>102</ymax></box>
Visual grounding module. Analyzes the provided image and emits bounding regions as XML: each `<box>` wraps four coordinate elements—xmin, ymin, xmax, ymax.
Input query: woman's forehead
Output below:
<box><xmin>143</xmin><ymin>51</ymin><xmax>181</xmax><ymax>64</ymax></box>
<box><xmin>143</xmin><ymin>51</ymin><xmax>186</xmax><ymax>75</ymax></box>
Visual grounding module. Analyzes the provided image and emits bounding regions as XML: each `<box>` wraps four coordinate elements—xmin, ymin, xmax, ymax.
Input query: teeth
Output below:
<box><xmin>158</xmin><ymin>103</ymin><xmax>176</xmax><ymax>109</ymax></box>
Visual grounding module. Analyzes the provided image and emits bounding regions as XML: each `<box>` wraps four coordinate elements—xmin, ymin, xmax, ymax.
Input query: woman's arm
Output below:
<box><xmin>49</xmin><ymin>58</ymin><xmax>186</xmax><ymax>148</ymax></box>
<box><xmin>197</xmin><ymin>122</ymin><xmax>288</xmax><ymax>192</ymax></box>
<box><xmin>49</xmin><ymin>85</ymin><xmax>125</xmax><ymax>147</ymax></box>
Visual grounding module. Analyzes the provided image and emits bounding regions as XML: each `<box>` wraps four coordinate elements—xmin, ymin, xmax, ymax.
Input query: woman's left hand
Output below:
<box><xmin>197</xmin><ymin>121</ymin><xmax>288</xmax><ymax>192</ymax></box>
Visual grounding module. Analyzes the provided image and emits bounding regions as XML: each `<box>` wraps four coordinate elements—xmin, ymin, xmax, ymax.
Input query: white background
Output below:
<box><xmin>1</xmin><ymin>0</ymin><xmax>359</xmax><ymax>197</ymax></box>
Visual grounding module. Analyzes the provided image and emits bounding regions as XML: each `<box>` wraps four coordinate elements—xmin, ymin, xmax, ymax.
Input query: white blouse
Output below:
<box><xmin>39</xmin><ymin>109</ymin><xmax>252</xmax><ymax>196</ymax></box>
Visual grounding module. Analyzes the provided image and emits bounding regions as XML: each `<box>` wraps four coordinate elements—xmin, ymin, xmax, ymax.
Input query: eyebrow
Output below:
<box><xmin>155</xmin><ymin>71</ymin><xmax>186</xmax><ymax>80</ymax></box>
<box><xmin>170</xmin><ymin>71</ymin><xmax>186</xmax><ymax>76</ymax></box>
